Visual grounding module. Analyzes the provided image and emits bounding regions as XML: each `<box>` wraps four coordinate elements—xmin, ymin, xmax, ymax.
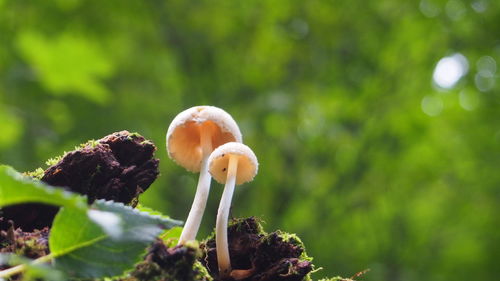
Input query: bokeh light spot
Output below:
<box><xmin>474</xmin><ymin>71</ymin><xmax>495</xmax><ymax>92</ymax></box>
<box><xmin>459</xmin><ymin>90</ymin><xmax>479</xmax><ymax>111</ymax></box>
<box><xmin>446</xmin><ymin>0</ymin><xmax>466</xmax><ymax>20</ymax></box>
<box><xmin>297</xmin><ymin>103</ymin><xmax>325</xmax><ymax>139</ymax></box>
<box><xmin>433</xmin><ymin>53</ymin><xmax>469</xmax><ymax>89</ymax></box>
<box><xmin>476</xmin><ymin>56</ymin><xmax>496</xmax><ymax>76</ymax></box>
<box><xmin>471</xmin><ymin>0</ymin><xmax>488</xmax><ymax>13</ymax></box>
<box><xmin>421</xmin><ymin>95</ymin><xmax>443</xmax><ymax>116</ymax></box>
<box><xmin>267</xmin><ymin>91</ymin><xmax>292</xmax><ymax>111</ymax></box>
<box><xmin>420</xmin><ymin>0</ymin><xmax>441</xmax><ymax>17</ymax></box>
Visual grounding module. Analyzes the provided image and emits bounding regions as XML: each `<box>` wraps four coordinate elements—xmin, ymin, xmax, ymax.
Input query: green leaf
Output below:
<box><xmin>137</xmin><ymin>204</ymin><xmax>183</xmax><ymax>247</ymax></box>
<box><xmin>16</xmin><ymin>31</ymin><xmax>113</xmax><ymax>104</ymax></box>
<box><xmin>0</xmin><ymin>165</ymin><xmax>183</xmax><ymax>279</ymax></box>
<box><xmin>159</xmin><ymin>226</ymin><xmax>183</xmax><ymax>247</ymax></box>
<box><xmin>0</xmin><ymin>254</ymin><xmax>66</xmax><ymax>281</ymax></box>
<box><xmin>0</xmin><ymin>165</ymin><xmax>86</xmax><ymax>209</ymax></box>
<box><xmin>49</xmin><ymin>199</ymin><xmax>183</xmax><ymax>279</ymax></box>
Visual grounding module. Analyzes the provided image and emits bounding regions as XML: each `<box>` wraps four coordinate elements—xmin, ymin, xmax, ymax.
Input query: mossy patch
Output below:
<box><xmin>0</xmin><ymin>130</ymin><xmax>160</xmax><ymax>231</ymax></box>
<box><xmin>121</xmin><ymin>240</ymin><xmax>213</xmax><ymax>281</ymax></box>
<box><xmin>0</xmin><ymin>225</ymin><xmax>49</xmax><ymax>260</ymax></box>
<box><xmin>200</xmin><ymin>217</ymin><xmax>314</xmax><ymax>281</ymax></box>
<box><xmin>23</xmin><ymin>167</ymin><xmax>45</xmax><ymax>180</ymax></box>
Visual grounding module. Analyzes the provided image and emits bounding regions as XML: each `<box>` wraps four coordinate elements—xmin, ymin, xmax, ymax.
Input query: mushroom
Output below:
<box><xmin>166</xmin><ymin>106</ymin><xmax>242</xmax><ymax>245</ymax></box>
<box><xmin>208</xmin><ymin>142</ymin><xmax>258</xmax><ymax>278</ymax></box>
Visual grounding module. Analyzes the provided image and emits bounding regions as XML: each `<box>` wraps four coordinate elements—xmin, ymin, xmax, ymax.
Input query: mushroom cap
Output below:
<box><xmin>166</xmin><ymin>106</ymin><xmax>242</xmax><ymax>172</ymax></box>
<box><xmin>208</xmin><ymin>142</ymin><xmax>258</xmax><ymax>185</ymax></box>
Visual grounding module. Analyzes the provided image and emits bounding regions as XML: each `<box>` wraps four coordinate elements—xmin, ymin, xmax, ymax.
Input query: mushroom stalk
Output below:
<box><xmin>216</xmin><ymin>154</ymin><xmax>239</xmax><ymax>278</ymax></box>
<box><xmin>177</xmin><ymin>128</ymin><xmax>213</xmax><ymax>245</ymax></box>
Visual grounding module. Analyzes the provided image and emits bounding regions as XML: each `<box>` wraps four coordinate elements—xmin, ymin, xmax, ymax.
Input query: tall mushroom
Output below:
<box><xmin>208</xmin><ymin>142</ymin><xmax>258</xmax><ymax>278</ymax></box>
<box><xmin>167</xmin><ymin>106</ymin><xmax>242</xmax><ymax>245</ymax></box>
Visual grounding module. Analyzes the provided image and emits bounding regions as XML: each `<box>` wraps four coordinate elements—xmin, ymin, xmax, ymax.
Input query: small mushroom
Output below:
<box><xmin>167</xmin><ymin>106</ymin><xmax>242</xmax><ymax>245</ymax></box>
<box><xmin>208</xmin><ymin>142</ymin><xmax>258</xmax><ymax>278</ymax></box>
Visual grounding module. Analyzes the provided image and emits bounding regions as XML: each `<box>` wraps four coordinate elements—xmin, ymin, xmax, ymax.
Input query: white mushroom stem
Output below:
<box><xmin>216</xmin><ymin>154</ymin><xmax>239</xmax><ymax>278</ymax></box>
<box><xmin>178</xmin><ymin>127</ymin><xmax>213</xmax><ymax>245</ymax></box>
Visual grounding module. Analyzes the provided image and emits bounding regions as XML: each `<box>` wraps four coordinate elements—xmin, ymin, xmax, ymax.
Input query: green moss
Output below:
<box><xmin>276</xmin><ymin>231</ymin><xmax>312</xmax><ymax>262</ymax></box>
<box><xmin>23</xmin><ymin>168</ymin><xmax>45</xmax><ymax>180</ymax></box>
<box><xmin>15</xmin><ymin>238</ymin><xmax>41</xmax><ymax>256</ymax></box>
<box><xmin>164</xmin><ymin>244</ymin><xmax>213</xmax><ymax>281</ymax></box>
<box><xmin>192</xmin><ymin>260</ymin><xmax>213</xmax><ymax>281</ymax></box>
<box><xmin>76</xmin><ymin>139</ymin><xmax>99</xmax><ymax>149</ymax></box>
<box><xmin>128</xmin><ymin>132</ymin><xmax>147</xmax><ymax>142</ymax></box>
<box><xmin>45</xmin><ymin>155</ymin><xmax>64</xmax><ymax>166</ymax></box>
<box><xmin>122</xmin><ymin>262</ymin><xmax>163</xmax><ymax>281</ymax></box>
<box><xmin>23</xmin><ymin>139</ymin><xmax>100</xmax><ymax>182</ymax></box>
<box><xmin>277</xmin><ymin>231</ymin><xmax>303</xmax><ymax>246</ymax></box>
<box><xmin>31</xmin><ymin>140</ymin><xmax>99</xmax><ymax>174</ymax></box>
<box><xmin>120</xmin><ymin>243</ymin><xmax>212</xmax><ymax>281</ymax></box>
<box><xmin>233</xmin><ymin>216</ymin><xmax>266</xmax><ymax>234</ymax></box>
<box><xmin>139</xmin><ymin>140</ymin><xmax>153</xmax><ymax>146</ymax></box>
<box><xmin>39</xmin><ymin>140</ymin><xmax>99</xmax><ymax>171</ymax></box>
<box><xmin>164</xmin><ymin>243</ymin><xmax>211</xmax><ymax>281</ymax></box>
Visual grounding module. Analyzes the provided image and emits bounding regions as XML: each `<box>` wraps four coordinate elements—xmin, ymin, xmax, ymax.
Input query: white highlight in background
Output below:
<box><xmin>433</xmin><ymin>53</ymin><xmax>469</xmax><ymax>89</ymax></box>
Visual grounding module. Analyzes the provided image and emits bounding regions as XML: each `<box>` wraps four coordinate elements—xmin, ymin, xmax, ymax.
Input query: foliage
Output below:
<box><xmin>1</xmin><ymin>1</ymin><xmax>500</xmax><ymax>280</ymax></box>
<box><xmin>0</xmin><ymin>254</ymin><xmax>65</xmax><ymax>281</ymax></box>
<box><xmin>0</xmin><ymin>166</ymin><xmax>182</xmax><ymax>279</ymax></box>
<box><xmin>0</xmin><ymin>165</ymin><xmax>86</xmax><ymax>209</ymax></box>
<box><xmin>50</xmin><ymin>200</ymin><xmax>181</xmax><ymax>279</ymax></box>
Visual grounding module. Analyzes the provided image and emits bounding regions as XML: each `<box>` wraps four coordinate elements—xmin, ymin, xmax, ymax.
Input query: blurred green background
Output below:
<box><xmin>1</xmin><ymin>0</ymin><xmax>499</xmax><ymax>280</ymax></box>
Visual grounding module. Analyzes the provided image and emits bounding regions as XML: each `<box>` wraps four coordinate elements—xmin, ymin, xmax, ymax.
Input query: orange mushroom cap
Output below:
<box><xmin>166</xmin><ymin>106</ymin><xmax>242</xmax><ymax>172</ymax></box>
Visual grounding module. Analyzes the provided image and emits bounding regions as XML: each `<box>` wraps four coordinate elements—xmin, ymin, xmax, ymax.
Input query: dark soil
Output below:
<box><xmin>0</xmin><ymin>222</ymin><xmax>50</xmax><ymax>280</ymax></box>
<box><xmin>201</xmin><ymin>217</ymin><xmax>313</xmax><ymax>281</ymax></box>
<box><xmin>123</xmin><ymin>241</ymin><xmax>212</xmax><ymax>281</ymax></box>
<box><xmin>0</xmin><ymin>131</ymin><xmax>160</xmax><ymax>231</ymax></box>
<box><xmin>122</xmin><ymin>217</ymin><xmax>314</xmax><ymax>281</ymax></box>
<box><xmin>0</xmin><ymin>221</ymin><xmax>49</xmax><ymax>260</ymax></box>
